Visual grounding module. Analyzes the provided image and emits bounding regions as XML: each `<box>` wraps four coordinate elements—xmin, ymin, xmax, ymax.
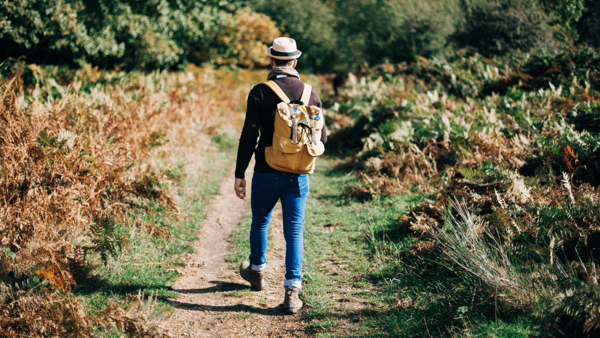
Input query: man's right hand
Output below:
<box><xmin>234</xmin><ymin>178</ymin><xmax>246</xmax><ymax>199</ymax></box>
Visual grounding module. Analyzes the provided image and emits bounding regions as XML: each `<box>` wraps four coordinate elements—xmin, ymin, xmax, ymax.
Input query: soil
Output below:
<box><xmin>162</xmin><ymin>166</ymin><xmax>307</xmax><ymax>337</ymax></box>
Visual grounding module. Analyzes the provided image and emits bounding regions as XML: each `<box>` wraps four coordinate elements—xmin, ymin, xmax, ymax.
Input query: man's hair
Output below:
<box><xmin>272</xmin><ymin>58</ymin><xmax>295</xmax><ymax>67</ymax></box>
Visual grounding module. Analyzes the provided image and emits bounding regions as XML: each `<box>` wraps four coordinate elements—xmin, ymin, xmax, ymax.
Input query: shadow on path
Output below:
<box><xmin>174</xmin><ymin>281</ymin><xmax>247</xmax><ymax>295</ymax></box>
<box><xmin>170</xmin><ymin>280</ymin><xmax>292</xmax><ymax>316</ymax></box>
<box><xmin>169</xmin><ymin>301</ymin><xmax>290</xmax><ymax>317</ymax></box>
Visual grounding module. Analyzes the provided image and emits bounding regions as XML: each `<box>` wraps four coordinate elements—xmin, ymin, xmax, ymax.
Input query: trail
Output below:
<box><xmin>163</xmin><ymin>165</ymin><xmax>307</xmax><ymax>337</ymax></box>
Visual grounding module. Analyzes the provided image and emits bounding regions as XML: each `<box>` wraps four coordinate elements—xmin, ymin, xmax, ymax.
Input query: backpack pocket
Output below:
<box><xmin>307</xmin><ymin>140</ymin><xmax>325</xmax><ymax>156</ymax></box>
<box><xmin>278</xmin><ymin>138</ymin><xmax>303</xmax><ymax>154</ymax></box>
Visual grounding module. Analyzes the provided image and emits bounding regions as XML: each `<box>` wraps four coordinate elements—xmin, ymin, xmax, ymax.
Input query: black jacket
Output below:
<box><xmin>234</xmin><ymin>75</ymin><xmax>327</xmax><ymax>179</ymax></box>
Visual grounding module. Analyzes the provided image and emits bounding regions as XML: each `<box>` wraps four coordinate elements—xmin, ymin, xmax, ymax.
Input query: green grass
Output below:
<box><xmin>229</xmin><ymin>157</ymin><xmax>540</xmax><ymax>337</ymax></box>
<box><xmin>228</xmin><ymin>213</ymin><xmax>252</xmax><ymax>266</ymax></box>
<box><xmin>75</xmin><ymin>134</ymin><xmax>238</xmax><ymax>335</ymax></box>
<box><xmin>228</xmin><ymin>212</ymin><xmax>274</xmax><ymax>269</ymax></box>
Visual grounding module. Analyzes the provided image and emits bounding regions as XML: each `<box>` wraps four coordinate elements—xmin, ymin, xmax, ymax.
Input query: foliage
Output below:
<box><xmin>540</xmin><ymin>0</ymin><xmax>588</xmax><ymax>39</ymax></box>
<box><xmin>578</xmin><ymin>1</ymin><xmax>600</xmax><ymax>47</ymax></box>
<box><xmin>456</xmin><ymin>0</ymin><xmax>556</xmax><ymax>56</ymax></box>
<box><xmin>208</xmin><ymin>8</ymin><xmax>280</xmax><ymax>68</ymax></box>
<box><xmin>252</xmin><ymin>0</ymin><xmax>463</xmax><ymax>72</ymax></box>
<box><xmin>250</xmin><ymin>0</ymin><xmax>338</xmax><ymax>73</ymax></box>
<box><xmin>324</xmin><ymin>46</ymin><xmax>600</xmax><ymax>335</ymax></box>
<box><xmin>3</xmin><ymin>0</ymin><xmax>600</xmax><ymax>72</ymax></box>
<box><xmin>336</xmin><ymin>0</ymin><xmax>462</xmax><ymax>68</ymax></box>
<box><xmin>0</xmin><ymin>0</ymin><xmax>277</xmax><ymax>69</ymax></box>
<box><xmin>0</xmin><ymin>61</ymin><xmax>254</xmax><ymax>336</ymax></box>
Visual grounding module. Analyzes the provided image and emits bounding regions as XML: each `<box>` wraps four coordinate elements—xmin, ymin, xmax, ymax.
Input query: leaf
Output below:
<box><xmin>456</xmin><ymin>168</ymin><xmax>487</xmax><ymax>180</ymax></box>
<box><xmin>2</xmin><ymin>246</ymin><xmax>17</xmax><ymax>259</ymax></box>
<box><xmin>562</xmin><ymin>145</ymin><xmax>579</xmax><ymax>172</ymax></box>
<box><xmin>35</xmin><ymin>263</ymin><xmax>76</xmax><ymax>292</ymax></box>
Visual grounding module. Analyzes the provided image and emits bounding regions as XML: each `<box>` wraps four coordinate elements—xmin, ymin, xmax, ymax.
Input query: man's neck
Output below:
<box><xmin>267</xmin><ymin>66</ymin><xmax>300</xmax><ymax>81</ymax></box>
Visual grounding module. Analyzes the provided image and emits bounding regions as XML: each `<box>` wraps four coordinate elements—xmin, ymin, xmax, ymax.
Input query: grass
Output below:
<box><xmin>301</xmin><ymin>158</ymin><xmax>422</xmax><ymax>337</ymax></box>
<box><xmin>76</xmin><ymin>135</ymin><xmax>238</xmax><ymax>335</ymax></box>
<box><xmin>227</xmin><ymin>158</ymin><xmax>412</xmax><ymax>334</ymax></box>
<box><xmin>309</xmin><ymin>48</ymin><xmax>600</xmax><ymax>336</ymax></box>
<box><xmin>228</xmin><ymin>157</ymin><xmax>546</xmax><ymax>337</ymax></box>
<box><xmin>303</xmin><ymin>158</ymin><xmax>549</xmax><ymax>337</ymax></box>
<box><xmin>228</xmin><ymin>213</ymin><xmax>253</xmax><ymax>266</ymax></box>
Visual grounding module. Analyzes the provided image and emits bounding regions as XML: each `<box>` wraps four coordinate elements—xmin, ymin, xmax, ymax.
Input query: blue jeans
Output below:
<box><xmin>249</xmin><ymin>172</ymin><xmax>309</xmax><ymax>289</ymax></box>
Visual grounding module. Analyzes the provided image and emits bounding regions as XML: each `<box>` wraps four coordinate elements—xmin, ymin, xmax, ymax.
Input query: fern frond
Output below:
<box><xmin>456</xmin><ymin>168</ymin><xmax>487</xmax><ymax>180</ymax></box>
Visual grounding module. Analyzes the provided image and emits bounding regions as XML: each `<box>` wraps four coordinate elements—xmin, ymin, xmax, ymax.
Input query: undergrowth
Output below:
<box><xmin>319</xmin><ymin>47</ymin><xmax>600</xmax><ymax>336</ymax></box>
<box><xmin>0</xmin><ymin>62</ymin><xmax>260</xmax><ymax>336</ymax></box>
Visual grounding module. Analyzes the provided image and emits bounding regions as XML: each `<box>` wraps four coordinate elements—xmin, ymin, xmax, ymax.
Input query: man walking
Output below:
<box><xmin>233</xmin><ymin>37</ymin><xmax>327</xmax><ymax>314</ymax></box>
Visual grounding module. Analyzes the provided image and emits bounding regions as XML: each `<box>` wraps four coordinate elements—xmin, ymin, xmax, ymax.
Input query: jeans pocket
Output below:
<box><xmin>298</xmin><ymin>175</ymin><xmax>309</xmax><ymax>197</ymax></box>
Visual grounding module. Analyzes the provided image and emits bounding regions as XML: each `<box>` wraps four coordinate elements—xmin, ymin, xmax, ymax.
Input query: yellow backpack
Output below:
<box><xmin>263</xmin><ymin>81</ymin><xmax>325</xmax><ymax>174</ymax></box>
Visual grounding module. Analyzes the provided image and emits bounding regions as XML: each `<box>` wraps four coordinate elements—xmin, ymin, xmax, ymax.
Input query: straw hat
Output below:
<box><xmin>266</xmin><ymin>37</ymin><xmax>302</xmax><ymax>60</ymax></box>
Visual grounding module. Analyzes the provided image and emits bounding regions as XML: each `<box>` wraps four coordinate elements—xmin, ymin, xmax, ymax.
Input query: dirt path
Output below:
<box><xmin>163</xmin><ymin>166</ymin><xmax>307</xmax><ymax>337</ymax></box>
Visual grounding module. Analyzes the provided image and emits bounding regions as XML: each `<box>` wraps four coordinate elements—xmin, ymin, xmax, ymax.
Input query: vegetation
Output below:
<box><xmin>456</xmin><ymin>0</ymin><xmax>555</xmax><ymax>57</ymax></box>
<box><xmin>4</xmin><ymin>0</ymin><xmax>600</xmax><ymax>72</ymax></box>
<box><xmin>251</xmin><ymin>0</ymin><xmax>464</xmax><ymax>72</ymax></box>
<box><xmin>0</xmin><ymin>0</ymin><xmax>278</xmax><ymax>69</ymax></box>
<box><xmin>0</xmin><ymin>60</ymin><xmax>261</xmax><ymax>336</ymax></box>
<box><xmin>251</xmin><ymin>0</ymin><xmax>600</xmax><ymax>71</ymax></box>
<box><xmin>2</xmin><ymin>0</ymin><xmax>600</xmax><ymax>336</ymax></box>
<box><xmin>307</xmin><ymin>45</ymin><xmax>600</xmax><ymax>336</ymax></box>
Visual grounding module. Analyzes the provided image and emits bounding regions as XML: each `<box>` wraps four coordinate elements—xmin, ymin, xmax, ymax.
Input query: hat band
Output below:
<box><xmin>271</xmin><ymin>49</ymin><xmax>299</xmax><ymax>57</ymax></box>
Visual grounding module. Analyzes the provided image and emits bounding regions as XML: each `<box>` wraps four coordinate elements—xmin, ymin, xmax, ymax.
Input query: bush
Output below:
<box><xmin>579</xmin><ymin>1</ymin><xmax>600</xmax><ymax>47</ymax></box>
<box><xmin>253</xmin><ymin>0</ymin><xmax>462</xmax><ymax>72</ymax></box>
<box><xmin>250</xmin><ymin>0</ymin><xmax>338</xmax><ymax>73</ymax></box>
<box><xmin>540</xmin><ymin>0</ymin><xmax>587</xmax><ymax>41</ymax></box>
<box><xmin>208</xmin><ymin>8</ymin><xmax>280</xmax><ymax>68</ymax></box>
<box><xmin>335</xmin><ymin>0</ymin><xmax>462</xmax><ymax>68</ymax></box>
<box><xmin>0</xmin><ymin>0</ymin><xmax>277</xmax><ymax>69</ymax></box>
<box><xmin>456</xmin><ymin>0</ymin><xmax>556</xmax><ymax>56</ymax></box>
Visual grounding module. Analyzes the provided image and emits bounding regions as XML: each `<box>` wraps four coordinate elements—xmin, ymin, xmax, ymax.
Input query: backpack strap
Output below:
<box><xmin>301</xmin><ymin>84</ymin><xmax>316</xmax><ymax>144</ymax></box>
<box><xmin>300</xmin><ymin>83</ymin><xmax>312</xmax><ymax>106</ymax></box>
<box><xmin>263</xmin><ymin>81</ymin><xmax>290</xmax><ymax>103</ymax></box>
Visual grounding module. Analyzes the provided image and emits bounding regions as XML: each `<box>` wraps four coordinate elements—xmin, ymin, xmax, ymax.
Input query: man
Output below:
<box><xmin>234</xmin><ymin>37</ymin><xmax>327</xmax><ymax>314</ymax></box>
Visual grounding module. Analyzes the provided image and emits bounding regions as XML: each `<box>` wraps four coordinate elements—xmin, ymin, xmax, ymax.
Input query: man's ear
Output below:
<box><xmin>292</xmin><ymin>60</ymin><xmax>297</xmax><ymax>69</ymax></box>
<box><xmin>270</xmin><ymin>58</ymin><xmax>276</xmax><ymax>68</ymax></box>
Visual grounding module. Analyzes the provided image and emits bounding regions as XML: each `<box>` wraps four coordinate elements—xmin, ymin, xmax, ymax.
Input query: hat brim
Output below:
<box><xmin>266</xmin><ymin>48</ymin><xmax>302</xmax><ymax>60</ymax></box>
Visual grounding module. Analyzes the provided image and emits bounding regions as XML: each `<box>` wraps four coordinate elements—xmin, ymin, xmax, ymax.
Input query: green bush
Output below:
<box><xmin>250</xmin><ymin>0</ymin><xmax>338</xmax><ymax>73</ymax></box>
<box><xmin>540</xmin><ymin>0</ymin><xmax>587</xmax><ymax>40</ymax></box>
<box><xmin>456</xmin><ymin>0</ymin><xmax>556</xmax><ymax>56</ymax></box>
<box><xmin>335</xmin><ymin>0</ymin><xmax>462</xmax><ymax>68</ymax></box>
<box><xmin>0</xmin><ymin>0</ymin><xmax>276</xmax><ymax>69</ymax></box>
<box><xmin>252</xmin><ymin>0</ymin><xmax>462</xmax><ymax>72</ymax></box>
<box><xmin>579</xmin><ymin>1</ymin><xmax>600</xmax><ymax>47</ymax></box>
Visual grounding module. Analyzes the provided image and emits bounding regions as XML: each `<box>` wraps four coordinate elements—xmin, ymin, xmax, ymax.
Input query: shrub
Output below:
<box><xmin>0</xmin><ymin>61</ymin><xmax>241</xmax><ymax>335</ymax></box>
<box><xmin>456</xmin><ymin>0</ymin><xmax>556</xmax><ymax>56</ymax></box>
<box><xmin>250</xmin><ymin>0</ymin><xmax>338</xmax><ymax>73</ymax></box>
<box><xmin>579</xmin><ymin>1</ymin><xmax>600</xmax><ymax>47</ymax></box>
<box><xmin>335</xmin><ymin>0</ymin><xmax>462</xmax><ymax>68</ymax></box>
<box><xmin>209</xmin><ymin>8</ymin><xmax>280</xmax><ymax>68</ymax></box>
<box><xmin>0</xmin><ymin>0</ymin><xmax>276</xmax><ymax>69</ymax></box>
<box><xmin>539</xmin><ymin>0</ymin><xmax>587</xmax><ymax>40</ymax></box>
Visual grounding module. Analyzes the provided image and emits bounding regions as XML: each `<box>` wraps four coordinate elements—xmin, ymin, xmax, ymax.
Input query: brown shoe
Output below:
<box><xmin>283</xmin><ymin>287</ymin><xmax>303</xmax><ymax>314</ymax></box>
<box><xmin>239</xmin><ymin>261</ymin><xmax>265</xmax><ymax>291</ymax></box>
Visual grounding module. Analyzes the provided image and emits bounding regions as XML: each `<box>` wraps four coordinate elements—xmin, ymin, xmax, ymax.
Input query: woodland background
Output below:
<box><xmin>3</xmin><ymin>0</ymin><xmax>600</xmax><ymax>72</ymax></box>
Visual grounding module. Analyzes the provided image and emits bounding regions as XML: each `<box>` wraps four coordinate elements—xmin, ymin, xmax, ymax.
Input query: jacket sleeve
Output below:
<box><xmin>310</xmin><ymin>86</ymin><xmax>327</xmax><ymax>144</ymax></box>
<box><xmin>235</xmin><ymin>87</ymin><xmax>262</xmax><ymax>179</ymax></box>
